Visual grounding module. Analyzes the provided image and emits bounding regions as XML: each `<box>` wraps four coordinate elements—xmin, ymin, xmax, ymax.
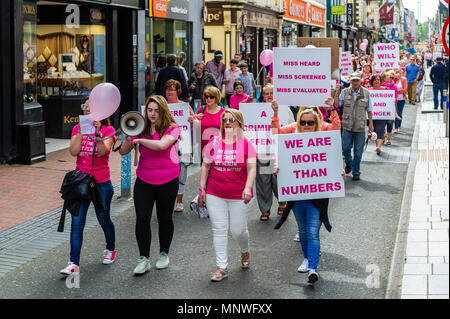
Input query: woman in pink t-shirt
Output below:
<box><xmin>119</xmin><ymin>95</ymin><xmax>180</xmax><ymax>275</ymax></box>
<box><xmin>191</xmin><ymin>86</ymin><xmax>225</xmax><ymax>158</ymax></box>
<box><xmin>229</xmin><ymin>80</ymin><xmax>252</xmax><ymax>110</ymax></box>
<box><xmin>198</xmin><ymin>109</ymin><xmax>257</xmax><ymax>282</ymax></box>
<box><xmin>60</xmin><ymin>98</ymin><xmax>117</xmax><ymax>276</ymax></box>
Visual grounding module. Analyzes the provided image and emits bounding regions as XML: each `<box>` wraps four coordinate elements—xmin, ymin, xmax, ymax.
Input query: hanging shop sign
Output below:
<box><xmin>205</xmin><ymin>7</ymin><xmax>224</xmax><ymax>25</ymax></box>
<box><xmin>331</xmin><ymin>6</ymin><xmax>345</xmax><ymax>15</ymax></box>
<box><xmin>150</xmin><ymin>0</ymin><xmax>189</xmax><ymax>20</ymax></box>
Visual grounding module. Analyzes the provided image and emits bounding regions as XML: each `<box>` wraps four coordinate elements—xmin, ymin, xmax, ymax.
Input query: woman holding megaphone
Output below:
<box><xmin>119</xmin><ymin>95</ymin><xmax>181</xmax><ymax>275</ymax></box>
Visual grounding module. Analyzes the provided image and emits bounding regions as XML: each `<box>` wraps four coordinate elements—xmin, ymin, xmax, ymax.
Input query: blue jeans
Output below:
<box><xmin>292</xmin><ymin>200</ymin><xmax>322</xmax><ymax>271</ymax></box>
<box><xmin>395</xmin><ymin>100</ymin><xmax>406</xmax><ymax>129</ymax></box>
<box><xmin>433</xmin><ymin>83</ymin><xmax>446</xmax><ymax>109</ymax></box>
<box><xmin>70</xmin><ymin>180</ymin><xmax>115</xmax><ymax>265</ymax></box>
<box><xmin>342</xmin><ymin>130</ymin><xmax>366</xmax><ymax>176</ymax></box>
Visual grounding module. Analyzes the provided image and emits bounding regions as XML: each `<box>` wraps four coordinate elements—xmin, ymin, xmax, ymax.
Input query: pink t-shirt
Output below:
<box><xmin>196</xmin><ymin>106</ymin><xmax>225</xmax><ymax>154</ymax></box>
<box><xmin>71</xmin><ymin>124</ymin><xmax>116</xmax><ymax>183</ymax></box>
<box><xmin>131</xmin><ymin>125</ymin><xmax>180</xmax><ymax>185</ymax></box>
<box><xmin>203</xmin><ymin>137</ymin><xmax>257</xmax><ymax>200</ymax></box>
<box><xmin>230</xmin><ymin>93</ymin><xmax>252</xmax><ymax>110</ymax></box>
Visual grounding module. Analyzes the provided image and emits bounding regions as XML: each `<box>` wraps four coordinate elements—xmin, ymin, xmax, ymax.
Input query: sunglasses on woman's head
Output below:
<box><xmin>222</xmin><ymin>118</ymin><xmax>236</xmax><ymax>123</ymax></box>
<box><xmin>300</xmin><ymin>120</ymin><xmax>316</xmax><ymax>126</ymax></box>
<box><xmin>81</xmin><ymin>103</ymin><xmax>89</xmax><ymax>111</ymax></box>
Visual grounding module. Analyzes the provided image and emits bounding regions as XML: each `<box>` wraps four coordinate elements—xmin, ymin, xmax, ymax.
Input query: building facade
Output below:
<box><xmin>0</xmin><ymin>0</ymin><xmax>147</xmax><ymax>164</ymax></box>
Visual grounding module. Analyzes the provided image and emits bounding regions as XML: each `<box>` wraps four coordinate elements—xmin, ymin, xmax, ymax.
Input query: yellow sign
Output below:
<box><xmin>331</xmin><ymin>6</ymin><xmax>345</xmax><ymax>15</ymax></box>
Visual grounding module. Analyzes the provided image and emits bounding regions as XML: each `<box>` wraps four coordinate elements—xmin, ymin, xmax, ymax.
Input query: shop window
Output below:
<box><xmin>24</xmin><ymin>20</ymin><xmax>38</xmax><ymax>104</ymax></box>
<box><xmin>35</xmin><ymin>7</ymin><xmax>106</xmax><ymax>99</ymax></box>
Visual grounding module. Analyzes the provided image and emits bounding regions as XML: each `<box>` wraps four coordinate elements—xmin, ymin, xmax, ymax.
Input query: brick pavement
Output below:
<box><xmin>0</xmin><ymin>147</ymin><xmax>136</xmax><ymax>232</ymax></box>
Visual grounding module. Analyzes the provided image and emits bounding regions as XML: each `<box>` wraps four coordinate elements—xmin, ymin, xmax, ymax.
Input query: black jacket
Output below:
<box><xmin>57</xmin><ymin>169</ymin><xmax>107</xmax><ymax>232</ymax></box>
<box><xmin>188</xmin><ymin>70</ymin><xmax>218</xmax><ymax>105</ymax></box>
<box><xmin>155</xmin><ymin>65</ymin><xmax>189</xmax><ymax>100</ymax></box>
<box><xmin>430</xmin><ymin>62</ymin><xmax>449</xmax><ymax>86</ymax></box>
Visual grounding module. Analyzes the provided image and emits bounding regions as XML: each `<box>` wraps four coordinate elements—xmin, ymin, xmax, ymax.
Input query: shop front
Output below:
<box><xmin>147</xmin><ymin>0</ymin><xmax>203</xmax><ymax>97</ymax></box>
<box><xmin>0</xmin><ymin>0</ymin><xmax>145</xmax><ymax>164</ymax></box>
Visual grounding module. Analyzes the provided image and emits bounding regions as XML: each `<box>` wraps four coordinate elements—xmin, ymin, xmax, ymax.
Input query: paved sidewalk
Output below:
<box><xmin>398</xmin><ymin>82</ymin><xmax>449</xmax><ymax>299</ymax></box>
<box><xmin>0</xmin><ymin>146</ymin><xmax>137</xmax><ymax>232</ymax></box>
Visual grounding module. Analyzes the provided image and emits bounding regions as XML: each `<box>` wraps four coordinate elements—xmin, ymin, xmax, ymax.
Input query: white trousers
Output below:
<box><xmin>206</xmin><ymin>194</ymin><xmax>251</xmax><ymax>269</ymax></box>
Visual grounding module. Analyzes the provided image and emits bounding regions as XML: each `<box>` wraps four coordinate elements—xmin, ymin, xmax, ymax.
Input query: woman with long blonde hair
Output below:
<box><xmin>119</xmin><ymin>95</ymin><xmax>181</xmax><ymax>275</ymax></box>
<box><xmin>198</xmin><ymin>109</ymin><xmax>257</xmax><ymax>282</ymax></box>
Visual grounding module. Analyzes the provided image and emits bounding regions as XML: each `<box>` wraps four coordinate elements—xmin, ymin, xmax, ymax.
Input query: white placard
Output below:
<box><xmin>277</xmin><ymin>130</ymin><xmax>345</xmax><ymax>201</ymax></box>
<box><xmin>374</xmin><ymin>43</ymin><xmax>400</xmax><ymax>72</ymax></box>
<box><xmin>273</xmin><ymin>47</ymin><xmax>331</xmax><ymax>106</ymax></box>
<box><xmin>339</xmin><ymin>51</ymin><xmax>352</xmax><ymax>77</ymax></box>
<box><xmin>79</xmin><ymin>115</ymin><xmax>95</xmax><ymax>135</ymax></box>
<box><xmin>169</xmin><ymin>103</ymin><xmax>192</xmax><ymax>155</ymax></box>
<box><xmin>369</xmin><ymin>90</ymin><xmax>396</xmax><ymax>120</ymax></box>
<box><xmin>240</xmin><ymin>103</ymin><xmax>290</xmax><ymax>154</ymax></box>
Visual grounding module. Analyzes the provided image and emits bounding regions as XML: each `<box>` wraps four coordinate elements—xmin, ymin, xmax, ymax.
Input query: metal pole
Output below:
<box><xmin>120</xmin><ymin>132</ymin><xmax>132</xmax><ymax>200</ymax></box>
<box><xmin>444</xmin><ymin>90</ymin><xmax>448</xmax><ymax>124</ymax></box>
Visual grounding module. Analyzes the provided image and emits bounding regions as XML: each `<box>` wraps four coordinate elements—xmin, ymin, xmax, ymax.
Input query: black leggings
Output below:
<box><xmin>133</xmin><ymin>177</ymin><xmax>179</xmax><ymax>258</ymax></box>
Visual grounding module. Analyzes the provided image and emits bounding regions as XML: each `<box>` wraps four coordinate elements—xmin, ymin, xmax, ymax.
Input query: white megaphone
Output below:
<box><xmin>120</xmin><ymin>111</ymin><xmax>145</xmax><ymax>137</ymax></box>
<box><xmin>120</xmin><ymin>111</ymin><xmax>145</xmax><ymax>166</ymax></box>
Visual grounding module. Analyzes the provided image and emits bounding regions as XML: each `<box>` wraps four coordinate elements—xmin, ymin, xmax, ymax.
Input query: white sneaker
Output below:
<box><xmin>134</xmin><ymin>256</ymin><xmax>151</xmax><ymax>275</ymax></box>
<box><xmin>60</xmin><ymin>262</ymin><xmax>79</xmax><ymax>276</ymax></box>
<box><xmin>155</xmin><ymin>252</ymin><xmax>170</xmax><ymax>269</ymax></box>
<box><xmin>297</xmin><ymin>259</ymin><xmax>309</xmax><ymax>273</ymax></box>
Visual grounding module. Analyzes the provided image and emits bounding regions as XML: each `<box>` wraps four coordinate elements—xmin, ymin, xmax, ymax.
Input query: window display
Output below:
<box><xmin>23</xmin><ymin>20</ymin><xmax>38</xmax><ymax>104</ymax></box>
<box><xmin>35</xmin><ymin>21</ymin><xmax>106</xmax><ymax>98</ymax></box>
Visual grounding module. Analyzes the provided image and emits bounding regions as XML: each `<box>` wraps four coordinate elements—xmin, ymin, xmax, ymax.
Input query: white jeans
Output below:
<box><xmin>206</xmin><ymin>194</ymin><xmax>251</xmax><ymax>269</ymax></box>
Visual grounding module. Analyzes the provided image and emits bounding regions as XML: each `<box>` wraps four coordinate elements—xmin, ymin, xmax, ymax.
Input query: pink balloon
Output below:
<box><xmin>359</xmin><ymin>43</ymin><xmax>367</xmax><ymax>51</ymax></box>
<box><xmin>89</xmin><ymin>83</ymin><xmax>121</xmax><ymax>121</ymax></box>
<box><xmin>259</xmin><ymin>49</ymin><xmax>273</xmax><ymax>66</ymax></box>
<box><xmin>363</xmin><ymin>39</ymin><xmax>369</xmax><ymax>45</ymax></box>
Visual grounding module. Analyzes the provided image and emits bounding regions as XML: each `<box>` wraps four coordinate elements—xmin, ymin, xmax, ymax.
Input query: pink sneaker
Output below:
<box><xmin>102</xmin><ymin>249</ymin><xmax>117</xmax><ymax>265</ymax></box>
<box><xmin>60</xmin><ymin>262</ymin><xmax>79</xmax><ymax>276</ymax></box>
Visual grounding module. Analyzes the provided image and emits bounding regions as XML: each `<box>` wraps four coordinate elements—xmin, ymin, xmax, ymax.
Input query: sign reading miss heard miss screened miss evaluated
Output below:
<box><xmin>273</xmin><ymin>47</ymin><xmax>331</xmax><ymax>107</ymax></box>
<box><xmin>277</xmin><ymin>130</ymin><xmax>345</xmax><ymax>202</ymax></box>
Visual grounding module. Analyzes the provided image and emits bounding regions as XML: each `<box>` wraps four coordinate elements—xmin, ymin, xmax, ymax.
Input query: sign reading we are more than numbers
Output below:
<box><xmin>277</xmin><ymin>130</ymin><xmax>345</xmax><ymax>202</ymax></box>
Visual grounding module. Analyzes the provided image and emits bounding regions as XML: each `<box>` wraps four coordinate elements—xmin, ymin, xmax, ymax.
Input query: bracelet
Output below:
<box><xmin>198</xmin><ymin>188</ymin><xmax>204</xmax><ymax>195</ymax></box>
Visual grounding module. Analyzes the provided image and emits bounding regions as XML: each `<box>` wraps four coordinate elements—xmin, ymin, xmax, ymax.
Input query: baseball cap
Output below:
<box><xmin>436</xmin><ymin>56</ymin><xmax>443</xmax><ymax>61</ymax></box>
<box><xmin>350</xmin><ymin>72</ymin><xmax>361</xmax><ymax>81</ymax></box>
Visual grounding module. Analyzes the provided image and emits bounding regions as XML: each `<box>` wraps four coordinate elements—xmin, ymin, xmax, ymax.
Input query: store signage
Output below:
<box><xmin>152</xmin><ymin>0</ymin><xmax>168</xmax><ymax>18</ymax></box>
<box><xmin>273</xmin><ymin>47</ymin><xmax>331</xmax><ymax>106</ymax></box>
<box><xmin>205</xmin><ymin>7</ymin><xmax>224</xmax><ymax>25</ymax></box>
<box><xmin>23</xmin><ymin>4</ymin><xmax>36</xmax><ymax>16</ymax></box>
<box><xmin>150</xmin><ymin>0</ymin><xmax>189</xmax><ymax>19</ymax></box>
<box><xmin>308</xmin><ymin>4</ymin><xmax>325</xmax><ymax>27</ymax></box>
<box><xmin>346</xmin><ymin>3</ymin><xmax>353</xmax><ymax>25</ymax></box>
<box><xmin>277</xmin><ymin>130</ymin><xmax>345</xmax><ymax>202</ymax></box>
<box><xmin>247</xmin><ymin>11</ymin><xmax>278</xmax><ymax>29</ymax></box>
<box><xmin>283</xmin><ymin>0</ymin><xmax>325</xmax><ymax>27</ymax></box>
<box><xmin>331</xmin><ymin>6</ymin><xmax>345</xmax><ymax>15</ymax></box>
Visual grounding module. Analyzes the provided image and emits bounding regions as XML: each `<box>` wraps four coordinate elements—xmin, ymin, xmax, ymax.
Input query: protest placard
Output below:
<box><xmin>339</xmin><ymin>51</ymin><xmax>352</xmax><ymax>77</ymax></box>
<box><xmin>277</xmin><ymin>130</ymin><xmax>345</xmax><ymax>201</ymax></box>
<box><xmin>240</xmin><ymin>103</ymin><xmax>290</xmax><ymax>154</ymax></box>
<box><xmin>369</xmin><ymin>90</ymin><xmax>396</xmax><ymax>120</ymax></box>
<box><xmin>169</xmin><ymin>103</ymin><xmax>191</xmax><ymax>155</ymax></box>
<box><xmin>273</xmin><ymin>47</ymin><xmax>331</xmax><ymax>106</ymax></box>
<box><xmin>374</xmin><ymin>43</ymin><xmax>399</xmax><ymax>72</ymax></box>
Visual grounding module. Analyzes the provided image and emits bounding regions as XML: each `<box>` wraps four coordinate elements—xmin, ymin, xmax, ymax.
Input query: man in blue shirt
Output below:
<box><xmin>405</xmin><ymin>56</ymin><xmax>420</xmax><ymax>105</ymax></box>
<box><xmin>430</xmin><ymin>57</ymin><xmax>449</xmax><ymax>110</ymax></box>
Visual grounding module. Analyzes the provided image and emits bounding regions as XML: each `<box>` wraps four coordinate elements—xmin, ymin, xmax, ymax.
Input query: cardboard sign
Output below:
<box><xmin>369</xmin><ymin>90</ymin><xmax>396</xmax><ymax>120</ymax></box>
<box><xmin>374</xmin><ymin>43</ymin><xmax>400</xmax><ymax>72</ymax></box>
<box><xmin>339</xmin><ymin>51</ymin><xmax>352</xmax><ymax>77</ymax></box>
<box><xmin>273</xmin><ymin>47</ymin><xmax>331</xmax><ymax>106</ymax></box>
<box><xmin>297</xmin><ymin>37</ymin><xmax>339</xmax><ymax>74</ymax></box>
<box><xmin>277</xmin><ymin>130</ymin><xmax>345</xmax><ymax>201</ymax></box>
<box><xmin>240</xmin><ymin>103</ymin><xmax>290</xmax><ymax>154</ymax></box>
<box><xmin>169</xmin><ymin>103</ymin><xmax>191</xmax><ymax>155</ymax></box>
